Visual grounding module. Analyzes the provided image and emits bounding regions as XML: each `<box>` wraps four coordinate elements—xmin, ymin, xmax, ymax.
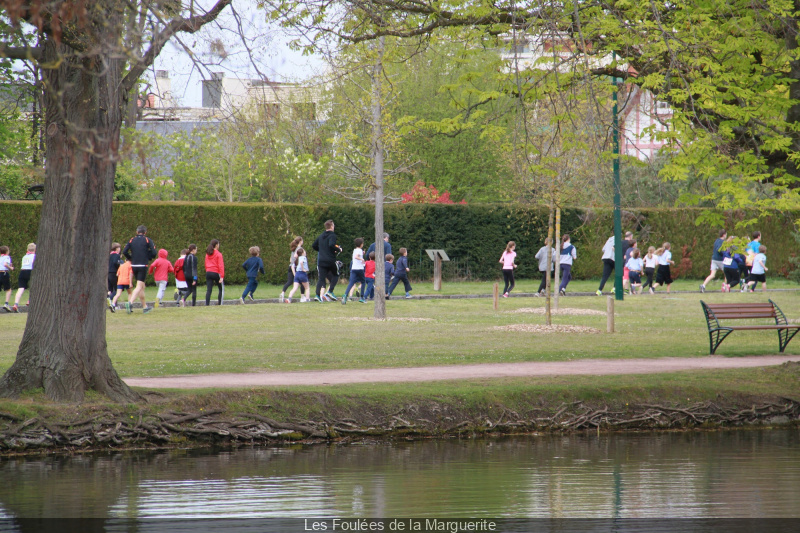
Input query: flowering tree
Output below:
<box><xmin>401</xmin><ymin>180</ymin><xmax>466</xmax><ymax>204</ymax></box>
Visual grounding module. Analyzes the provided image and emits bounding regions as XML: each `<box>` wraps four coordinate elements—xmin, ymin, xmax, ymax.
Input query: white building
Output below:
<box><xmin>500</xmin><ymin>33</ymin><xmax>670</xmax><ymax>161</ymax></box>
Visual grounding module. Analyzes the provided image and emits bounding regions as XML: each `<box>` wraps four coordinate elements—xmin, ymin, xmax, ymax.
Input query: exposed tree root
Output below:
<box><xmin>1</xmin><ymin>398</ymin><xmax>798</xmax><ymax>454</ymax></box>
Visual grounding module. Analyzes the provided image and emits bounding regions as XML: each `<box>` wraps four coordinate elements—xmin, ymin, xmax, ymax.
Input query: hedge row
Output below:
<box><xmin>0</xmin><ymin>201</ymin><xmax>797</xmax><ymax>285</ymax></box>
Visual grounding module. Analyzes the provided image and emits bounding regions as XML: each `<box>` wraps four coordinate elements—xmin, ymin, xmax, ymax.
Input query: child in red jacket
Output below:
<box><xmin>148</xmin><ymin>248</ymin><xmax>174</xmax><ymax>307</ymax></box>
<box><xmin>173</xmin><ymin>249</ymin><xmax>188</xmax><ymax>307</ymax></box>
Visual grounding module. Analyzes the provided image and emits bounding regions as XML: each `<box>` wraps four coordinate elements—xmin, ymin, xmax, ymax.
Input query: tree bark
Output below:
<box><xmin>372</xmin><ymin>36</ymin><xmax>387</xmax><ymax>319</ymax></box>
<box><xmin>0</xmin><ymin>19</ymin><xmax>138</xmax><ymax>402</ymax></box>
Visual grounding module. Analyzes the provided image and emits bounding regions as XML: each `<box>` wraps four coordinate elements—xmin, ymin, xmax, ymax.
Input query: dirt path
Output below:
<box><xmin>124</xmin><ymin>355</ymin><xmax>800</xmax><ymax>389</ymax></box>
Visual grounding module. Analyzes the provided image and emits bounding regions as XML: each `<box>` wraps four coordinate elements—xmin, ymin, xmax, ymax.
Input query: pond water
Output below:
<box><xmin>0</xmin><ymin>429</ymin><xmax>798</xmax><ymax>527</ymax></box>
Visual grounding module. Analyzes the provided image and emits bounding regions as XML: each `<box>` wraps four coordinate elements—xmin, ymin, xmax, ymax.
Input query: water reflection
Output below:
<box><xmin>0</xmin><ymin>430</ymin><xmax>798</xmax><ymax>519</ymax></box>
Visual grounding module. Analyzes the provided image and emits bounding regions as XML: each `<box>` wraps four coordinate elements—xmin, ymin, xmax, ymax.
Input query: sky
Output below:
<box><xmin>146</xmin><ymin>1</ymin><xmax>323</xmax><ymax>107</ymax></box>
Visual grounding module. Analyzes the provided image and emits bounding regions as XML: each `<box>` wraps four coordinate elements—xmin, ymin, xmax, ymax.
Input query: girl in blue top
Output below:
<box><xmin>745</xmin><ymin>244</ymin><xmax>768</xmax><ymax>293</ymax></box>
<box><xmin>625</xmin><ymin>248</ymin><xmax>644</xmax><ymax>295</ymax></box>
<box><xmin>286</xmin><ymin>247</ymin><xmax>310</xmax><ymax>303</ymax></box>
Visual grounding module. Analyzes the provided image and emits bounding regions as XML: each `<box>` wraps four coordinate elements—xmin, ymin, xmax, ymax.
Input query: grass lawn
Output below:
<box><xmin>2</xmin><ymin>285</ymin><xmax>800</xmax><ymax>379</ymax></box>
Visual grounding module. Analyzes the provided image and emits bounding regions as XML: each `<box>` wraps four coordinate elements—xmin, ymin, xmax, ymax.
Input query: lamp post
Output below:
<box><xmin>612</xmin><ymin>52</ymin><xmax>623</xmax><ymax>301</ymax></box>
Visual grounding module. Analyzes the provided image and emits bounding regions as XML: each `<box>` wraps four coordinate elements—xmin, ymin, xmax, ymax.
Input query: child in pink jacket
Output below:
<box><xmin>148</xmin><ymin>249</ymin><xmax>174</xmax><ymax>307</ymax></box>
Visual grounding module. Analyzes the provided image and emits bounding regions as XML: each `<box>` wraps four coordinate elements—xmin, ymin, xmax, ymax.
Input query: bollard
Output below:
<box><xmin>607</xmin><ymin>296</ymin><xmax>614</xmax><ymax>333</ymax></box>
<box><xmin>493</xmin><ymin>282</ymin><xmax>499</xmax><ymax>311</ymax></box>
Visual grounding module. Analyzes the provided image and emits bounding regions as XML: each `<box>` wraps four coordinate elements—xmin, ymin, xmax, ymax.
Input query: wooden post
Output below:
<box><xmin>493</xmin><ymin>283</ymin><xmax>499</xmax><ymax>311</ymax></box>
<box><xmin>433</xmin><ymin>253</ymin><xmax>442</xmax><ymax>291</ymax></box>
<box><xmin>607</xmin><ymin>296</ymin><xmax>614</xmax><ymax>333</ymax></box>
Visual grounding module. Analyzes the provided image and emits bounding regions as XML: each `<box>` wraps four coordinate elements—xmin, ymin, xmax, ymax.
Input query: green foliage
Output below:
<box><xmin>2</xmin><ymin>202</ymin><xmax>798</xmax><ymax>285</ymax></box>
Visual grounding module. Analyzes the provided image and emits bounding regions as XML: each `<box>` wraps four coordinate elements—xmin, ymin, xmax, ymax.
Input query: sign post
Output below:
<box><xmin>425</xmin><ymin>249</ymin><xmax>450</xmax><ymax>291</ymax></box>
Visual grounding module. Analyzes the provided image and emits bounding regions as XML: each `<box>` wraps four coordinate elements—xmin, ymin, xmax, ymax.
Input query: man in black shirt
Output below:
<box><xmin>312</xmin><ymin>220</ymin><xmax>342</xmax><ymax>302</ymax></box>
<box><xmin>122</xmin><ymin>225</ymin><xmax>157</xmax><ymax>313</ymax></box>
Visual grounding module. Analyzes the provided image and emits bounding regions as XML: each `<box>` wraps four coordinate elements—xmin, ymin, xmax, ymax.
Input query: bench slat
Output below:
<box><xmin>714</xmin><ymin>311</ymin><xmax>775</xmax><ymax>320</ymax></box>
<box><xmin>716</xmin><ymin>325</ymin><xmax>800</xmax><ymax>331</ymax></box>
<box><xmin>705</xmin><ymin>303</ymin><xmax>775</xmax><ymax>309</ymax></box>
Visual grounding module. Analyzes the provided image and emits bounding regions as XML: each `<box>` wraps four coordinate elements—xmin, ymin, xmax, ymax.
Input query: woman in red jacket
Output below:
<box><xmin>204</xmin><ymin>239</ymin><xmax>225</xmax><ymax>306</ymax></box>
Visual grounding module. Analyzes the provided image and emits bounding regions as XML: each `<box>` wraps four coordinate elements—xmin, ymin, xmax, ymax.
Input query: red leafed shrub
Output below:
<box><xmin>401</xmin><ymin>180</ymin><xmax>466</xmax><ymax>204</ymax></box>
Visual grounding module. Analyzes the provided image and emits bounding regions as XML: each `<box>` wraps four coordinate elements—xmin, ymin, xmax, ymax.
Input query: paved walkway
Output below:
<box><xmin>125</xmin><ymin>355</ymin><xmax>800</xmax><ymax>389</ymax></box>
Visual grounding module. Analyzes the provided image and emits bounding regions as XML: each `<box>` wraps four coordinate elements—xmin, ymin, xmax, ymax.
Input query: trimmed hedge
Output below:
<box><xmin>0</xmin><ymin>201</ymin><xmax>797</xmax><ymax>285</ymax></box>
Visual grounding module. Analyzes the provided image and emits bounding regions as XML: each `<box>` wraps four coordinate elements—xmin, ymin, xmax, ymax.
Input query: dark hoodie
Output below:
<box><xmin>312</xmin><ymin>230</ymin><xmax>339</xmax><ymax>266</ymax></box>
<box><xmin>183</xmin><ymin>253</ymin><xmax>199</xmax><ymax>283</ymax></box>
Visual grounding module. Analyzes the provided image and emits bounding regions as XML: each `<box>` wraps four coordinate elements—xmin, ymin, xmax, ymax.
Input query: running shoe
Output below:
<box><xmin>326</xmin><ymin>292</ymin><xmax>338</xmax><ymax>301</ymax></box>
<box><xmin>595</xmin><ymin>290</ymin><xmax>602</xmax><ymax>296</ymax></box>
<box><xmin>359</xmin><ymin>299</ymin><xmax>366</xmax><ymax>303</ymax></box>
<box><xmin>239</xmin><ymin>297</ymin><xmax>245</xmax><ymax>304</ymax></box>
<box><xmin>142</xmin><ymin>306</ymin><xmax>153</xmax><ymax>314</ymax></box>
<box><xmin>533</xmin><ymin>292</ymin><xmax>540</xmax><ymax>297</ymax></box>
<box><xmin>2</xmin><ymin>304</ymin><xmax>10</xmax><ymax>312</ymax></box>
<box><xmin>341</xmin><ymin>295</ymin><xmax>348</xmax><ymax>305</ymax></box>
<box><xmin>313</xmin><ymin>295</ymin><xmax>323</xmax><ymax>302</ymax></box>
<box><xmin>559</xmin><ymin>289</ymin><xmax>566</xmax><ymax>296</ymax></box>
<box><xmin>125</xmin><ymin>302</ymin><xmax>132</xmax><ymax>314</ymax></box>
<box><xmin>699</xmin><ymin>284</ymin><xmax>706</xmax><ymax>293</ymax></box>
<box><xmin>502</xmin><ymin>293</ymin><xmax>508</xmax><ymax>298</ymax></box>
<box><xmin>108</xmin><ymin>303</ymin><xmax>115</xmax><ymax>313</ymax></box>
<box><xmin>649</xmin><ymin>287</ymin><xmax>655</xmax><ymax>295</ymax></box>
<box><xmin>12</xmin><ymin>304</ymin><xmax>19</xmax><ymax>313</ymax></box>
<box><xmin>405</xmin><ymin>293</ymin><xmax>412</xmax><ymax>299</ymax></box>
<box><xmin>279</xmin><ymin>292</ymin><xmax>285</xmax><ymax>301</ymax></box>
<box><xmin>247</xmin><ymin>294</ymin><xmax>255</xmax><ymax>301</ymax></box>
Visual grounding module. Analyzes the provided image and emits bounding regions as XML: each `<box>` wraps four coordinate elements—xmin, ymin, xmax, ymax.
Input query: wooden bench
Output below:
<box><xmin>700</xmin><ymin>300</ymin><xmax>800</xmax><ymax>354</ymax></box>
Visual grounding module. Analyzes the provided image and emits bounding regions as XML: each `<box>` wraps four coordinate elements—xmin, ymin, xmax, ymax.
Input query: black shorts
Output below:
<box><xmin>18</xmin><ymin>270</ymin><xmax>32</xmax><ymax>290</ymax></box>
<box><xmin>749</xmin><ymin>273</ymin><xmax>766</xmax><ymax>283</ymax></box>
<box><xmin>655</xmin><ymin>265</ymin><xmax>672</xmax><ymax>285</ymax></box>
<box><xmin>0</xmin><ymin>272</ymin><xmax>9</xmax><ymax>291</ymax></box>
<box><xmin>628</xmin><ymin>271</ymin><xmax>642</xmax><ymax>284</ymax></box>
<box><xmin>132</xmin><ymin>267</ymin><xmax>148</xmax><ymax>283</ymax></box>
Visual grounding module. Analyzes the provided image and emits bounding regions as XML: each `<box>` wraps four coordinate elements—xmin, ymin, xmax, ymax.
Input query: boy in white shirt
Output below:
<box><xmin>0</xmin><ymin>246</ymin><xmax>13</xmax><ymax>312</ymax></box>
<box><xmin>12</xmin><ymin>243</ymin><xmax>35</xmax><ymax>312</ymax></box>
<box><xmin>342</xmin><ymin>237</ymin><xmax>366</xmax><ymax>304</ymax></box>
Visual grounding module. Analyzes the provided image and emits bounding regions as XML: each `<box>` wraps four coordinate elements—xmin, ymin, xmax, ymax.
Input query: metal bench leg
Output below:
<box><xmin>709</xmin><ymin>329</ymin><xmax>733</xmax><ymax>355</ymax></box>
<box><xmin>778</xmin><ymin>328</ymin><xmax>800</xmax><ymax>353</ymax></box>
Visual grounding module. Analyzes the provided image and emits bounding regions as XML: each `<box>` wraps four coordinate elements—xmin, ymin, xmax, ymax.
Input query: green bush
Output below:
<box><xmin>0</xmin><ymin>201</ymin><xmax>797</xmax><ymax>285</ymax></box>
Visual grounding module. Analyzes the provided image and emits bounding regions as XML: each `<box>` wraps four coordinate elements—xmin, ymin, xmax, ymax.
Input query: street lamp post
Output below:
<box><xmin>612</xmin><ymin>52</ymin><xmax>623</xmax><ymax>301</ymax></box>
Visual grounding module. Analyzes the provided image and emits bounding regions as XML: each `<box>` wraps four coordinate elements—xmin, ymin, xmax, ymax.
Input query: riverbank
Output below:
<box><xmin>2</xmin><ymin>363</ymin><xmax>799</xmax><ymax>455</ymax></box>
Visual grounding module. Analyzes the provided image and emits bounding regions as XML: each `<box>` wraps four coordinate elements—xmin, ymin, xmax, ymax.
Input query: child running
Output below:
<box><xmin>559</xmin><ymin>235</ymin><xmax>576</xmax><ymax>296</ymax></box>
<box><xmin>148</xmin><ymin>249</ymin><xmax>174</xmax><ymax>307</ymax></box>
<box><xmin>343</xmin><ymin>237</ymin><xmax>366</xmax><ymax>304</ymax></box>
<box><xmin>721</xmin><ymin>239</ymin><xmax>744</xmax><ymax>292</ymax></box>
<box><xmin>651</xmin><ymin>242</ymin><xmax>674</xmax><ymax>294</ymax></box>
<box><xmin>204</xmin><ymin>239</ymin><xmax>225</xmax><ymax>306</ymax></box>
<box><xmin>240</xmin><ymin>246</ymin><xmax>265</xmax><ymax>304</ymax></box>
<box><xmin>287</xmin><ymin>247</ymin><xmax>310</xmax><ymax>302</ymax></box>
<box><xmin>745</xmin><ymin>244</ymin><xmax>768</xmax><ymax>292</ymax></box>
<box><xmin>364</xmin><ymin>251</ymin><xmax>376</xmax><ymax>300</ymax></box>
<box><xmin>0</xmin><ymin>246</ymin><xmax>13</xmax><ymax>312</ymax></box>
<box><xmin>173</xmin><ymin>249</ymin><xmax>188</xmax><ymax>306</ymax></box>
<box><xmin>387</xmin><ymin>248</ymin><xmax>412</xmax><ymax>299</ymax></box>
<box><xmin>384</xmin><ymin>254</ymin><xmax>395</xmax><ymax>296</ymax></box>
<box><xmin>12</xmin><ymin>243</ymin><xmax>35</xmax><ymax>312</ymax></box>
<box><xmin>111</xmin><ymin>256</ymin><xmax>134</xmax><ymax>310</ymax></box>
<box><xmin>625</xmin><ymin>248</ymin><xmax>643</xmax><ymax>295</ymax></box>
<box><xmin>280</xmin><ymin>237</ymin><xmax>303</xmax><ymax>301</ymax></box>
<box><xmin>182</xmin><ymin>244</ymin><xmax>199</xmax><ymax>307</ymax></box>
<box><xmin>499</xmin><ymin>241</ymin><xmax>517</xmax><ymax>298</ymax></box>
<box><xmin>108</xmin><ymin>242</ymin><xmax>122</xmax><ymax>310</ymax></box>
<box><xmin>642</xmin><ymin>246</ymin><xmax>657</xmax><ymax>292</ymax></box>
<box><xmin>534</xmin><ymin>238</ymin><xmax>557</xmax><ymax>296</ymax></box>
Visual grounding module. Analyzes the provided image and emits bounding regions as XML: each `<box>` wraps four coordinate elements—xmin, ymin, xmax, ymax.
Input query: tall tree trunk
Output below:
<box><xmin>554</xmin><ymin>206</ymin><xmax>561</xmax><ymax>311</ymax></box>
<box><xmin>372</xmin><ymin>36</ymin><xmax>387</xmax><ymax>319</ymax></box>
<box><xmin>0</xmin><ymin>31</ymin><xmax>139</xmax><ymax>402</ymax></box>
<box><xmin>545</xmin><ymin>202</ymin><xmax>554</xmax><ymax>326</ymax></box>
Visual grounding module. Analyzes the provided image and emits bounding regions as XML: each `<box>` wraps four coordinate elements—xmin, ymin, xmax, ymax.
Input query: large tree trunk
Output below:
<box><xmin>0</xmin><ymin>31</ymin><xmax>139</xmax><ymax>402</ymax></box>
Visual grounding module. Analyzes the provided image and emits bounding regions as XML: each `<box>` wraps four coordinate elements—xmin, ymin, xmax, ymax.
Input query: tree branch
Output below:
<box><xmin>0</xmin><ymin>45</ymin><xmax>42</xmax><ymax>60</ymax></box>
<box><xmin>121</xmin><ymin>0</ymin><xmax>232</xmax><ymax>94</ymax></box>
